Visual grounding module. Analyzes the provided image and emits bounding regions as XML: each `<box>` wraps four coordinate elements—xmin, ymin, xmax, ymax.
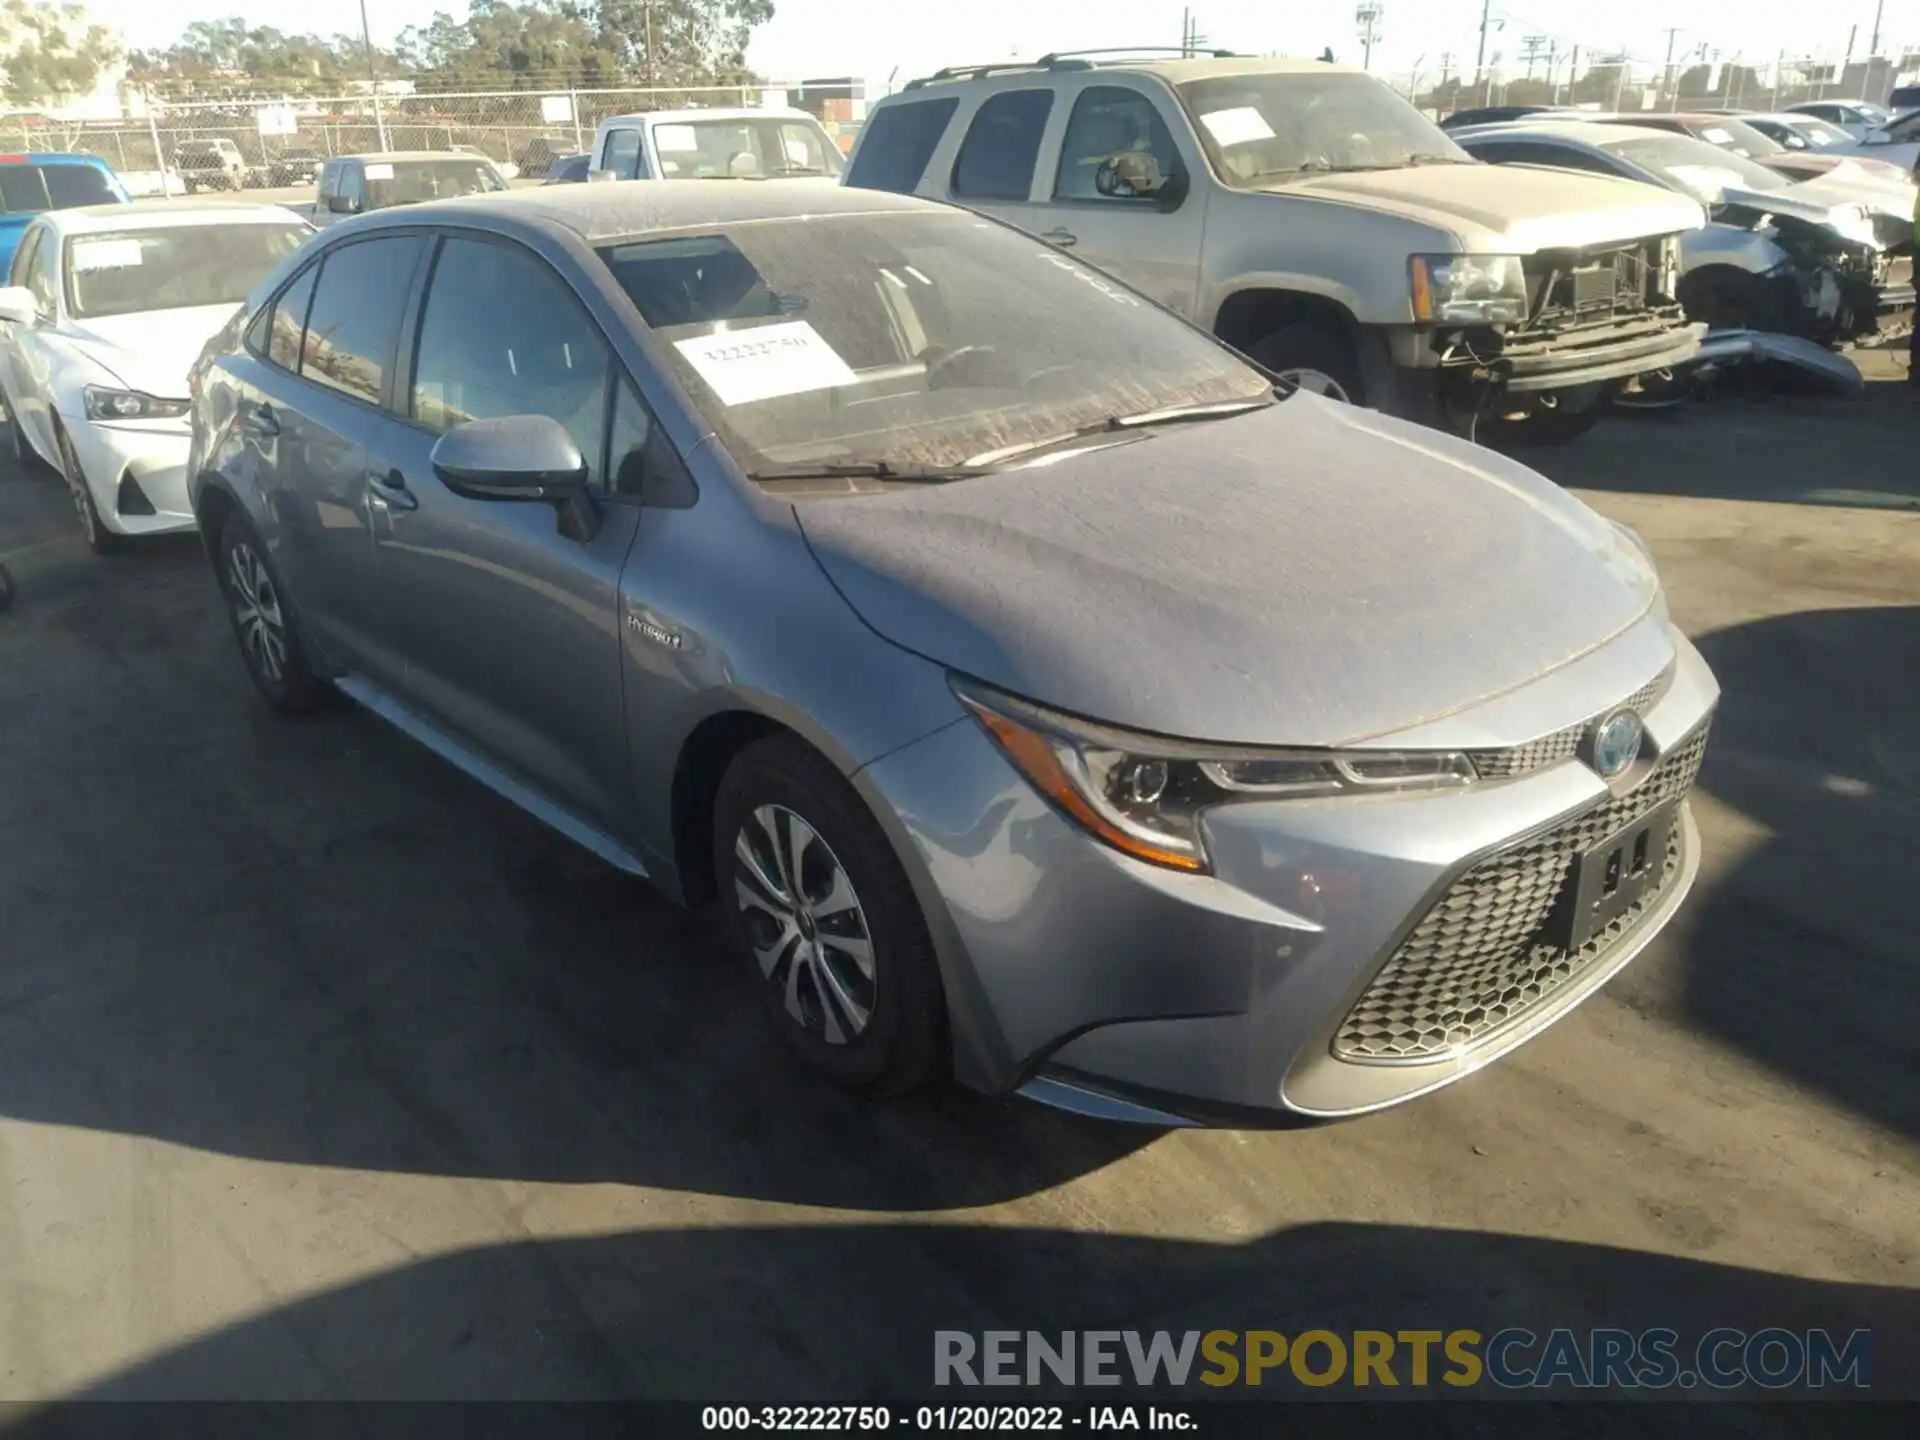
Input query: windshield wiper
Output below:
<box><xmin>966</xmin><ymin>398</ymin><xmax>1274</xmax><ymax>467</ymax></box>
<box><xmin>745</xmin><ymin>460</ymin><xmax>997</xmax><ymax>484</ymax></box>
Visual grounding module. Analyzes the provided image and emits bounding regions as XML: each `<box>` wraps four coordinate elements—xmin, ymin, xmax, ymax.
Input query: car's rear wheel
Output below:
<box><xmin>215</xmin><ymin>512</ymin><xmax>331</xmax><ymax>712</ymax></box>
<box><xmin>1250</xmin><ymin>321</ymin><xmax>1365</xmax><ymax>405</ymax></box>
<box><xmin>712</xmin><ymin>733</ymin><xmax>946</xmax><ymax>1096</ymax></box>
<box><xmin>53</xmin><ymin>425</ymin><xmax>121</xmax><ymax>556</ymax></box>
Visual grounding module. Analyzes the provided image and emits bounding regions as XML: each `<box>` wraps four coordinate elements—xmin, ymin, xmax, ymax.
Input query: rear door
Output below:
<box><xmin>360</xmin><ymin>230</ymin><xmax>642</xmax><ymax>833</ymax></box>
<box><xmin>1029</xmin><ymin>78</ymin><xmax>1206</xmax><ymax>316</ymax></box>
<box><xmin>253</xmin><ymin>232</ymin><xmax>427</xmax><ymax>679</ymax></box>
<box><xmin>844</xmin><ymin>95</ymin><xmax>959</xmax><ymax>195</ymax></box>
<box><xmin>940</xmin><ymin>87</ymin><xmax>1056</xmax><ymax>234</ymax></box>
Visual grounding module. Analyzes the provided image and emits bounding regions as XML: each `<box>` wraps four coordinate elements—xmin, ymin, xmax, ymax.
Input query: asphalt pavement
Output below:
<box><xmin>0</xmin><ymin>366</ymin><xmax>1913</xmax><ymax>1407</ymax></box>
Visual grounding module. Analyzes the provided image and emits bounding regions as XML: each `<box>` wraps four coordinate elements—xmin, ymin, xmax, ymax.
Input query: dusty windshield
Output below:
<box><xmin>1609</xmin><ymin>134</ymin><xmax>1786</xmax><ymax>199</ymax></box>
<box><xmin>63</xmin><ymin>224</ymin><xmax>310</xmax><ymax>319</ymax></box>
<box><xmin>650</xmin><ymin>118</ymin><xmax>845</xmax><ymax>178</ymax></box>
<box><xmin>368</xmin><ymin>160</ymin><xmax>505</xmax><ymax>207</ymax></box>
<box><xmin>596</xmin><ymin>210</ymin><xmax>1271</xmax><ymax>477</ymax></box>
<box><xmin>1177</xmin><ymin>72</ymin><xmax>1472</xmax><ymax>186</ymax></box>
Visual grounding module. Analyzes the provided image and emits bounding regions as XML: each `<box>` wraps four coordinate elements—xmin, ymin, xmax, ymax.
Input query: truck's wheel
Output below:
<box><xmin>1485</xmin><ymin>384</ymin><xmax>1609</xmax><ymax>449</ymax></box>
<box><xmin>1250</xmin><ymin>321</ymin><xmax>1365</xmax><ymax>405</ymax></box>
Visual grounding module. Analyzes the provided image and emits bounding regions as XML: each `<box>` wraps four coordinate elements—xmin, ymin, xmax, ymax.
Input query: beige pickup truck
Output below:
<box><xmin>846</xmin><ymin>51</ymin><xmax>1710</xmax><ymax>443</ymax></box>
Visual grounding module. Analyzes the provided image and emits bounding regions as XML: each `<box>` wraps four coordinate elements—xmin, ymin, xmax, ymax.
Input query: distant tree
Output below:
<box><xmin>0</xmin><ymin>0</ymin><xmax>125</xmax><ymax>109</ymax></box>
<box><xmin>396</xmin><ymin>0</ymin><xmax>623</xmax><ymax>89</ymax></box>
<box><xmin>129</xmin><ymin>17</ymin><xmax>405</xmax><ymax>98</ymax></box>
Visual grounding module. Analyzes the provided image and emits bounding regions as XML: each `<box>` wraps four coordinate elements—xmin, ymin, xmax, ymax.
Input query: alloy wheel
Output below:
<box><xmin>1277</xmin><ymin>368</ymin><xmax>1353</xmax><ymax>403</ymax></box>
<box><xmin>732</xmin><ymin>803</ymin><xmax>877</xmax><ymax>1045</ymax></box>
<box><xmin>227</xmin><ymin>540</ymin><xmax>289</xmax><ymax>683</ymax></box>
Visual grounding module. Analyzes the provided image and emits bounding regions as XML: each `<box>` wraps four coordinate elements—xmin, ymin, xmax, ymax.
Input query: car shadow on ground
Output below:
<box><xmin>0</xmin><ymin>475</ymin><xmax>1150</xmax><ymax>1212</ymax></box>
<box><xmin>1674</xmin><ymin>603</ymin><xmax>1920</xmax><ymax>1142</ymax></box>
<box><xmin>19</xmin><ymin>1221</ymin><xmax>1914</xmax><ymax>1404</ymax></box>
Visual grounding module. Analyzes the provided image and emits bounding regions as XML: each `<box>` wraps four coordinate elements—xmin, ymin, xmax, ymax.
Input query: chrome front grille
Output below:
<box><xmin>1467</xmin><ymin>670</ymin><xmax>1669</xmax><ymax>782</ymax></box>
<box><xmin>1333</xmin><ymin>719</ymin><xmax>1711</xmax><ymax>1064</ymax></box>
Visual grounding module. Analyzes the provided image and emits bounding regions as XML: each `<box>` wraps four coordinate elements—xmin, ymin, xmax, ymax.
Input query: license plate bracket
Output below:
<box><xmin>1550</xmin><ymin>803</ymin><xmax>1677</xmax><ymax>953</ymax></box>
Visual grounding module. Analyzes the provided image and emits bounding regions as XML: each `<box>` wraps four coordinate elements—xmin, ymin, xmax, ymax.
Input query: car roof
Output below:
<box><xmin>0</xmin><ymin>151</ymin><xmax>112</xmax><ymax>167</ymax></box>
<box><xmin>346</xmin><ymin>178</ymin><xmax>940</xmax><ymax>246</ymax></box>
<box><xmin>39</xmin><ymin>201</ymin><xmax>311</xmax><ymax>234</ymax></box>
<box><xmin>596</xmin><ymin>108</ymin><xmax>819</xmax><ymax>126</ymax></box>
<box><xmin>1453</xmin><ymin>119</ymin><xmax>1678</xmax><ymax>148</ymax></box>
<box><xmin>333</xmin><ymin>151</ymin><xmax>498</xmax><ymax>164</ymax></box>
<box><xmin>895</xmin><ymin>53</ymin><xmax>1360</xmax><ymax>94</ymax></box>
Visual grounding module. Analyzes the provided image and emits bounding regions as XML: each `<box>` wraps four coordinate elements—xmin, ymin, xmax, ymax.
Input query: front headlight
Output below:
<box><xmin>1410</xmin><ymin>253</ymin><xmax>1529</xmax><ymax>325</ymax></box>
<box><xmin>83</xmin><ymin>386</ymin><xmax>190</xmax><ymax>422</ymax></box>
<box><xmin>953</xmin><ymin>679</ymin><xmax>1478</xmax><ymax>875</ymax></box>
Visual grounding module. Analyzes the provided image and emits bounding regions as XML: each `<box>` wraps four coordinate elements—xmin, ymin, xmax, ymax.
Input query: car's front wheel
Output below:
<box><xmin>712</xmin><ymin>734</ymin><xmax>946</xmax><ymax>1096</ymax></box>
<box><xmin>53</xmin><ymin>425</ymin><xmax>121</xmax><ymax>556</ymax></box>
<box><xmin>1250</xmin><ymin>320</ymin><xmax>1365</xmax><ymax>405</ymax></box>
<box><xmin>215</xmin><ymin>512</ymin><xmax>331</xmax><ymax>712</ymax></box>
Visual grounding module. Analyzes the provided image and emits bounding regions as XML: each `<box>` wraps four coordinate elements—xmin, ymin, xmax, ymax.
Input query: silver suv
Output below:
<box><xmin>848</xmin><ymin>51</ymin><xmax>1710</xmax><ymax>443</ymax></box>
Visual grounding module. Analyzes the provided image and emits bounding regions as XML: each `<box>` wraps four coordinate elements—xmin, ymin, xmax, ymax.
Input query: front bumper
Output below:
<box><xmin>59</xmin><ymin>414</ymin><xmax>195</xmax><ymax>536</ymax></box>
<box><xmin>1488</xmin><ymin>316</ymin><xmax>1708</xmax><ymax>394</ymax></box>
<box><xmin>860</xmin><ymin>622</ymin><xmax>1719</xmax><ymax>1125</ymax></box>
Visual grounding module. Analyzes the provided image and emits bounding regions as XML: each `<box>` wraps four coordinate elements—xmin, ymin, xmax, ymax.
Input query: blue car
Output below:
<box><xmin>0</xmin><ymin>153</ymin><xmax>130</xmax><ymax>273</ymax></box>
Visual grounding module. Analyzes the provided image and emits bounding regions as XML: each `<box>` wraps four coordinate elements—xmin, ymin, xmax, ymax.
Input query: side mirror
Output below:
<box><xmin>430</xmin><ymin>415</ymin><xmax>588</xmax><ymax>502</ymax></box>
<box><xmin>327</xmin><ymin>194</ymin><xmax>360</xmax><ymax>214</ymax></box>
<box><xmin>0</xmin><ymin>286</ymin><xmax>38</xmax><ymax>326</ymax></box>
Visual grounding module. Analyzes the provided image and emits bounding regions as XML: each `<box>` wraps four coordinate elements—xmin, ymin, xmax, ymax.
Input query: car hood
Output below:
<box><xmin>796</xmin><ymin>398</ymin><xmax>1660</xmax><ymax>747</ymax></box>
<box><xmin>1772</xmin><ymin>171</ymin><xmax>1918</xmax><ymax>223</ymax></box>
<box><xmin>1715</xmin><ymin>182</ymin><xmax>1845</xmax><ymax>225</ymax></box>
<box><xmin>65</xmin><ymin>304</ymin><xmax>240</xmax><ymax>398</ymax></box>
<box><xmin>1264</xmin><ymin>163</ymin><xmax>1706</xmax><ymax>251</ymax></box>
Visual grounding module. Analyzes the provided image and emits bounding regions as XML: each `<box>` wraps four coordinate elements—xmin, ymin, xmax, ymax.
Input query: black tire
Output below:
<box><xmin>213</xmin><ymin>511</ymin><xmax>332</xmax><ymax>713</ymax></box>
<box><xmin>1677</xmin><ymin>269</ymin><xmax>1786</xmax><ymax>334</ymax></box>
<box><xmin>1249</xmin><ymin>320</ymin><xmax>1366</xmax><ymax>405</ymax></box>
<box><xmin>53</xmin><ymin>424</ymin><xmax>122</xmax><ymax>556</ymax></box>
<box><xmin>4</xmin><ymin>404</ymin><xmax>40</xmax><ymax>472</ymax></box>
<box><xmin>1484</xmin><ymin>385</ymin><xmax>1610</xmax><ymax>449</ymax></box>
<box><xmin>712</xmin><ymin>733</ymin><xmax>947</xmax><ymax>1096</ymax></box>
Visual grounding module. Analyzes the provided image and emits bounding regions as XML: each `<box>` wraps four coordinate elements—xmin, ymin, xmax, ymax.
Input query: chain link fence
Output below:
<box><xmin>0</xmin><ymin>84</ymin><xmax>866</xmax><ymax>186</ymax></box>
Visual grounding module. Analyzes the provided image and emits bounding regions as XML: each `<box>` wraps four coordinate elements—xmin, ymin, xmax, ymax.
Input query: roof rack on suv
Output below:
<box><xmin>902</xmin><ymin>46</ymin><xmax>1243</xmax><ymax>89</ymax></box>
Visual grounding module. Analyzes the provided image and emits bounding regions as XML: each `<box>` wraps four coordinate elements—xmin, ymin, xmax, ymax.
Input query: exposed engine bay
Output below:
<box><xmin>1718</xmin><ymin>202</ymin><xmax>1915</xmax><ymax>347</ymax></box>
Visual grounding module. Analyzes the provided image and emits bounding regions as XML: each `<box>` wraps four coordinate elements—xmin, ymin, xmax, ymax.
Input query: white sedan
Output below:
<box><xmin>0</xmin><ymin>201</ymin><xmax>312</xmax><ymax>553</ymax></box>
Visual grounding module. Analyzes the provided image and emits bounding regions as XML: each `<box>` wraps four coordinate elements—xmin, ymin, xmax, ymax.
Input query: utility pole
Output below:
<box><xmin>644</xmin><ymin>1</ymin><xmax>658</xmax><ymax>88</ymax></box>
<box><xmin>1474</xmin><ymin>0</ymin><xmax>1493</xmax><ymax>84</ymax></box>
<box><xmin>1356</xmin><ymin>4</ymin><xmax>1383</xmax><ymax>73</ymax></box>
<box><xmin>1519</xmin><ymin>34</ymin><xmax>1546</xmax><ymax>82</ymax></box>
<box><xmin>1558</xmin><ymin>44</ymin><xmax>1578</xmax><ymax>106</ymax></box>
<box><xmin>358</xmin><ymin>0</ymin><xmax>389</xmax><ymax>151</ymax></box>
<box><xmin>1865</xmin><ymin>0</ymin><xmax>1886</xmax><ymax>99</ymax></box>
<box><xmin>1661</xmin><ymin>27</ymin><xmax>1683</xmax><ymax>111</ymax></box>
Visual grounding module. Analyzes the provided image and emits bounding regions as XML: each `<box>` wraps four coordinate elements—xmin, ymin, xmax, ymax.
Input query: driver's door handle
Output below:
<box><xmin>368</xmin><ymin>467</ymin><xmax>418</xmax><ymax>512</ymax></box>
<box><xmin>1042</xmin><ymin>226</ymin><xmax>1078</xmax><ymax>248</ymax></box>
<box><xmin>243</xmin><ymin>402</ymin><xmax>280</xmax><ymax>438</ymax></box>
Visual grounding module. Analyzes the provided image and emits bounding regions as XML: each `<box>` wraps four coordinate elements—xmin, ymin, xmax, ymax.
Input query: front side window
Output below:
<box><xmin>951</xmin><ymin>89</ymin><xmax>1054</xmax><ymax>201</ymax></box>
<box><xmin>1178</xmin><ymin>73</ymin><xmax>1470</xmax><ymax>187</ymax></box>
<box><xmin>410</xmin><ymin>236</ymin><xmax>611</xmax><ymax>489</ymax></box>
<box><xmin>299</xmin><ymin>235</ymin><xmax>424</xmax><ymax>404</ymax></box>
<box><xmin>365</xmin><ymin>160</ymin><xmax>504</xmax><ymax>210</ymax></box>
<box><xmin>0</xmin><ymin>163</ymin><xmax>116</xmax><ymax>215</ymax></box>
<box><xmin>649</xmin><ymin>118</ymin><xmax>842</xmax><ymax>179</ymax></box>
<box><xmin>596</xmin><ymin>209</ymin><xmax>1271</xmax><ymax>479</ymax></box>
<box><xmin>846</xmin><ymin>98</ymin><xmax>958</xmax><ymax>194</ymax></box>
<box><xmin>603</xmin><ymin>128</ymin><xmax>645</xmax><ymax>179</ymax></box>
<box><xmin>62</xmin><ymin>224</ymin><xmax>309</xmax><ymax>320</ymax></box>
<box><xmin>1689</xmin><ymin>119</ymin><xmax>1782</xmax><ymax>159</ymax></box>
<box><xmin>1054</xmin><ymin>86</ymin><xmax>1185</xmax><ymax>202</ymax></box>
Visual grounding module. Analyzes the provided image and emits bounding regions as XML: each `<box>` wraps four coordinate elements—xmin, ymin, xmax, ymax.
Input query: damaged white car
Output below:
<box><xmin>1454</xmin><ymin>120</ymin><xmax>1915</xmax><ymax>349</ymax></box>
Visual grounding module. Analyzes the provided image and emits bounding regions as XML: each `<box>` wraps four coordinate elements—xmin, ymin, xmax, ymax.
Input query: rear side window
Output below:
<box><xmin>0</xmin><ymin>163</ymin><xmax>115</xmax><ymax>214</ymax></box>
<box><xmin>845</xmin><ymin>97</ymin><xmax>958</xmax><ymax>193</ymax></box>
<box><xmin>266</xmin><ymin>264</ymin><xmax>320</xmax><ymax>371</ymax></box>
<box><xmin>951</xmin><ymin>90</ymin><xmax>1054</xmax><ymax>201</ymax></box>
<box><xmin>298</xmin><ymin>235</ymin><xmax>424</xmax><ymax>405</ymax></box>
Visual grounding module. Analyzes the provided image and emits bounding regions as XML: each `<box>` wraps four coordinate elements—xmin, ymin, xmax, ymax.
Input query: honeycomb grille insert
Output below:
<box><xmin>1334</xmin><ymin>720</ymin><xmax>1711</xmax><ymax>1064</ymax></box>
<box><xmin>1467</xmin><ymin>670</ymin><xmax>1670</xmax><ymax>781</ymax></box>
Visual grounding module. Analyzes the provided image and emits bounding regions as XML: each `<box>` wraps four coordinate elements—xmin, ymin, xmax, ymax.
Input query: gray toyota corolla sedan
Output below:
<box><xmin>185</xmin><ymin>182</ymin><xmax>1718</xmax><ymax>1126</ymax></box>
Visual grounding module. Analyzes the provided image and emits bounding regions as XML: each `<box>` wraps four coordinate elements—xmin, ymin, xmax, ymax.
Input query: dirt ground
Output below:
<box><xmin>0</xmin><ymin>359</ymin><xmax>1913</xmax><ymax>1410</ymax></box>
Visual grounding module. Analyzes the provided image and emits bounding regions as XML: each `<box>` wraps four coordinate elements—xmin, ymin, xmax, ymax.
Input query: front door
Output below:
<box><xmin>2</xmin><ymin>226</ymin><xmax>60</xmax><ymax>460</ymax></box>
<box><xmin>1031</xmin><ymin>80</ymin><xmax>1207</xmax><ymax>319</ymax></box>
<box><xmin>366</xmin><ymin>231</ymin><xmax>641</xmax><ymax>834</ymax></box>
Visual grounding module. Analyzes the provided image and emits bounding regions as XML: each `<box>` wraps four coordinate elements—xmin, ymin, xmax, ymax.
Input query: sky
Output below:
<box><xmin>81</xmin><ymin>0</ymin><xmax>1917</xmax><ymax>92</ymax></box>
